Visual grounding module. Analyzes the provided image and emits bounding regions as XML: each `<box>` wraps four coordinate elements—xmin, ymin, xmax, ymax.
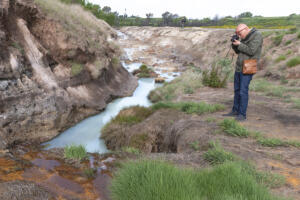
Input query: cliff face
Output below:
<box><xmin>0</xmin><ymin>0</ymin><xmax>137</xmax><ymax>149</ymax></box>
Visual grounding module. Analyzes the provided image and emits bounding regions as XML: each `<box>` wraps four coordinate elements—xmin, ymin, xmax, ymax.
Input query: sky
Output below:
<box><xmin>88</xmin><ymin>0</ymin><xmax>299</xmax><ymax>19</ymax></box>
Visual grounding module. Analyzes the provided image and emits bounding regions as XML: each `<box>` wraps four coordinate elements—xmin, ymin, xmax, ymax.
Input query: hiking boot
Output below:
<box><xmin>222</xmin><ymin>111</ymin><xmax>238</xmax><ymax>117</ymax></box>
<box><xmin>236</xmin><ymin>115</ymin><xmax>246</xmax><ymax>121</ymax></box>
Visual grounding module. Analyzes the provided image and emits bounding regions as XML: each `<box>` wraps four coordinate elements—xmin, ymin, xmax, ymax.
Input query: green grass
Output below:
<box><xmin>292</xmin><ymin>98</ymin><xmax>300</xmax><ymax>109</ymax></box>
<box><xmin>151</xmin><ymin>101</ymin><xmax>225</xmax><ymax>115</ymax></box>
<box><xmin>110</xmin><ymin>159</ymin><xmax>285</xmax><ymax>200</ymax></box>
<box><xmin>189</xmin><ymin>141</ymin><xmax>200</xmax><ymax>151</ymax></box>
<box><xmin>122</xmin><ymin>147</ymin><xmax>140</xmax><ymax>155</ymax></box>
<box><xmin>219</xmin><ymin>119</ymin><xmax>300</xmax><ymax>148</ymax></box>
<box><xmin>71</xmin><ymin>63</ymin><xmax>83</xmax><ymax>76</ymax></box>
<box><xmin>83</xmin><ymin>168</ymin><xmax>96</xmax><ymax>179</ymax></box>
<box><xmin>220</xmin><ymin>119</ymin><xmax>249</xmax><ymax>137</ymax></box>
<box><xmin>148</xmin><ymin>68</ymin><xmax>203</xmax><ymax>103</ymax></box>
<box><xmin>275</xmin><ymin>55</ymin><xmax>286</xmax><ymax>63</ymax></box>
<box><xmin>203</xmin><ymin>141</ymin><xmax>236</xmax><ymax>165</ymax></box>
<box><xmin>284</xmin><ymin>40</ymin><xmax>292</xmax><ymax>46</ymax></box>
<box><xmin>286</xmin><ymin>56</ymin><xmax>300</xmax><ymax>67</ymax></box>
<box><xmin>257</xmin><ymin>137</ymin><xmax>300</xmax><ymax>148</ymax></box>
<box><xmin>250</xmin><ymin>79</ymin><xmax>287</xmax><ymax>98</ymax></box>
<box><xmin>257</xmin><ymin>138</ymin><xmax>288</xmax><ymax>147</ymax></box>
<box><xmin>272</xmin><ymin>34</ymin><xmax>284</xmax><ymax>46</ymax></box>
<box><xmin>64</xmin><ymin>145</ymin><xmax>87</xmax><ymax>161</ymax></box>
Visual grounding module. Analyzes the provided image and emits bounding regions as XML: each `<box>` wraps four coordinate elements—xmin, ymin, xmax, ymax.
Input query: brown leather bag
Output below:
<box><xmin>243</xmin><ymin>59</ymin><xmax>257</xmax><ymax>75</ymax></box>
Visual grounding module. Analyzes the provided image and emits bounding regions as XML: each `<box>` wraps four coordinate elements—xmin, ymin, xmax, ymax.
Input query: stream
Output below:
<box><xmin>44</xmin><ymin>32</ymin><xmax>180</xmax><ymax>153</ymax></box>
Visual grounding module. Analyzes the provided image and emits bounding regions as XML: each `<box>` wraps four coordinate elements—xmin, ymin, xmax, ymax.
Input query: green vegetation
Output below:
<box><xmin>122</xmin><ymin>147</ymin><xmax>140</xmax><ymax>155</ymax></box>
<box><xmin>111</xmin><ymin>57</ymin><xmax>120</xmax><ymax>67</ymax></box>
<box><xmin>107</xmin><ymin>106</ymin><xmax>153</xmax><ymax>126</ymax></box>
<box><xmin>220</xmin><ymin>119</ymin><xmax>249</xmax><ymax>137</ymax></box>
<box><xmin>64</xmin><ymin>145</ymin><xmax>87</xmax><ymax>161</ymax></box>
<box><xmin>148</xmin><ymin>68</ymin><xmax>202</xmax><ymax>103</ymax></box>
<box><xmin>151</xmin><ymin>101</ymin><xmax>225</xmax><ymax>115</ymax></box>
<box><xmin>284</xmin><ymin>40</ymin><xmax>292</xmax><ymax>45</ymax></box>
<box><xmin>203</xmin><ymin>141</ymin><xmax>236</xmax><ymax>165</ymax></box>
<box><xmin>202</xmin><ymin>58</ymin><xmax>232</xmax><ymax>88</ymax></box>
<box><xmin>298</xmin><ymin>32</ymin><xmax>300</xmax><ymax>39</ymax></box>
<box><xmin>189</xmin><ymin>141</ymin><xmax>200</xmax><ymax>151</ymax></box>
<box><xmin>71</xmin><ymin>63</ymin><xmax>83</xmax><ymax>76</ymax></box>
<box><xmin>286</xmin><ymin>56</ymin><xmax>300</xmax><ymax>67</ymax></box>
<box><xmin>219</xmin><ymin>119</ymin><xmax>300</xmax><ymax>148</ymax></box>
<box><xmin>136</xmin><ymin>64</ymin><xmax>153</xmax><ymax>78</ymax></box>
<box><xmin>205</xmin><ymin>117</ymin><xmax>217</xmax><ymax>123</ymax></box>
<box><xmin>292</xmin><ymin>98</ymin><xmax>300</xmax><ymax>109</ymax></box>
<box><xmin>272</xmin><ymin>34</ymin><xmax>284</xmax><ymax>46</ymax></box>
<box><xmin>249</xmin><ymin>79</ymin><xmax>295</xmax><ymax>98</ymax></box>
<box><xmin>110</xmin><ymin>159</ymin><xmax>285</xmax><ymax>200</ymax></box>
<box><xmin>83</xmin><ymin>168</ymin><xmax>96</xmax><ymax>179</ymax></box>
<box><xmin>275</xmin><ymin>55</ymin><xmax>286</xmax><ymax>63</ymax></box>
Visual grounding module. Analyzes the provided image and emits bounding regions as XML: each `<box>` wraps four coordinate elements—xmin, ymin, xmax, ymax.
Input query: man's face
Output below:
<box><xmin>236</xmin><ymin>27</ymin><xmax>248</xmax><ymax>39</ymax></box>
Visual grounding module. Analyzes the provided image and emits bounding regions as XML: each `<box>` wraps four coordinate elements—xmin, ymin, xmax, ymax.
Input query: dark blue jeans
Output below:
<box><xmin>232</xmin><ymin>72</ymin><xmax>253</xmax><ymax>117</ymax></box>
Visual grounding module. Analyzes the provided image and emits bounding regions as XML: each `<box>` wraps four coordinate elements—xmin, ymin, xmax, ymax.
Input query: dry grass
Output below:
<box><xmin>34</xmin><ymin>0</ymin><xmax>113</xmax><ymax>38</ymax></box>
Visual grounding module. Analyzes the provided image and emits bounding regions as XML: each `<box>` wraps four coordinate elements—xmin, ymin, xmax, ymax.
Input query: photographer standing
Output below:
<box><xmin>223</xmin><ymin>24</ymin><xmax>263</xmax><ymax>121</ymax></box>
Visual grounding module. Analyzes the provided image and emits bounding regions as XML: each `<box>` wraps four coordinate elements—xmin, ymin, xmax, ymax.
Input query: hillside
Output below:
<box><xmin>0</xmin><ymin>0</ymin><xmax>137</xmax><ymax>149</ymax></box>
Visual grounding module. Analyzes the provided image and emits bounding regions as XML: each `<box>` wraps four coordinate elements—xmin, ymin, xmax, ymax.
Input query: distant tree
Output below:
<box><xmin>102</xmin><ymin>6</ymin><xmax>111</xmax><ymax>13</ymax></box>
<box><xmin>238</xmin><ymin>12</ymin><xmax>253</xmax><ymax>18</ymax></box>
<box><xmin>162</xmin><ymin>11</ymin><xmax>172</xmax><ymax>25</ymax></box>
<box><xmin>224</xmin><ymin>16</ymin><xmax>233</xmax><ymax>18</ymax></box>
<box><xmin>146</xmin><ymin>13</ymin><xmax>153</xmax><ymax>25</ymax></box>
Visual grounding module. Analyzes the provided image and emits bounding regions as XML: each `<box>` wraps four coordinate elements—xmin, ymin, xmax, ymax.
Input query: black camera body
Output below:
<box><xmin>231</xmin><ymin>34</ymin><xmax>239</xmax><ymax>42</ymax></box>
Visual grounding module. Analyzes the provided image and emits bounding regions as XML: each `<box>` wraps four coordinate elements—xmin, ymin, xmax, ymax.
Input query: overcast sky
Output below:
<box><xmin>88</xmin><ymin>0</ymin><xmax>299</xmax><ymax>19</ymax></box>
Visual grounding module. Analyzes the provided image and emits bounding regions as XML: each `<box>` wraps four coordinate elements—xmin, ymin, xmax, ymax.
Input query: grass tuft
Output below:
<box><xmin>286</xmin><ymin>56</ymin><xmax>300</xmax><ymax>67</ymax></box>
<box><xmin>110</xmin><ymin>159</ymin><xmax>285</xmax><ymax>200</ymax></box>
<box><xmin>64</xmin><ymin>144</ymin><xmax>87</xmax><ymax>161</ymax></box>
<box><xmin>220</xmin><ymin>119</ymin><xmax>249</xmax><ymax>137</ymax></box>
<box><xmin>203</xmin><ymin>141</ymin><xmax>236</xmax><ymax>165</ymax></box>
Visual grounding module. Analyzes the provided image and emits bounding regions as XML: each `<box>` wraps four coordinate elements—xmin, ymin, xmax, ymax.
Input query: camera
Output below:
<box><xmin>231</xmin><ymin>34</ymin><xmax>239</xmax><ymax>42</ymax></box>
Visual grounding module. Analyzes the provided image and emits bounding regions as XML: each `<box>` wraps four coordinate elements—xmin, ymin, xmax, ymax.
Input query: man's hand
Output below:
<box><xmin>232</xmin><ymin>40</ymin><xmax>240</xmax><ymax>46</ymax></box>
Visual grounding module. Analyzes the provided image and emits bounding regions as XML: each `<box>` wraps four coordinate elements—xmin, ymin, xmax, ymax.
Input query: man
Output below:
<box><xmin>223</xmin><ymin>24</ymin><xmax>263</xmax><ymax>121</ymax></box>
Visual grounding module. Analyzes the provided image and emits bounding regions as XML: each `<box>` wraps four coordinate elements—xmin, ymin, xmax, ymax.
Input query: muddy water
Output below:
<box><xmin>44</xmin><ymin>32</ymin><xmax>180</xmax><ymax>153</ymax></box>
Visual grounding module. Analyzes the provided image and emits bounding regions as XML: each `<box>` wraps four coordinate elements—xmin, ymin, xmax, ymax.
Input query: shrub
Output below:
<box><xmin>297</xmin><ymin>32</ymin><xmax>300</xmax><ymax>39</ymax></box>
<box><xmin>203</xmin><ymin>141</ymin><xmax>236</xmax><ymax>165</ymax></box>
<box><xmin>64</xmin><ymin>145</ymin><xmax>87</xmax><ymax>161</ymax></box>
<box><xmin>286</xmin><ymin>56</ymin><xmax>300</xmax><ymax>67</ymax></box>
<box><xmin>110</xmin><ymin>160</ymin><xmax>284</xmax><ymax>200</ymax></box>
<box><xmin>202</xmin><ymin>58</ymin><xmax>232</xmax><ymax>88</ymax></box>
<box><xmin>275</xmin><ymin>55</ymin><xmax>286</xmax><ymax>63</ymax></box>
<box><xmin>71</xmin><ymin>63</ymin><xmax>83</xmax><ymax>76</ymax></box>
<box><xmin>220</xmin><ymin>119</ymin><xmax>249</xmax><ymax>137</ymax></box>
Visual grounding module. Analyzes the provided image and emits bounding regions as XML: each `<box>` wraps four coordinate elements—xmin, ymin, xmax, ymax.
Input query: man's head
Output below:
<box><xmin>235</xmin><ymin>24</ymin><xmax>250</xmax><ymax>39</ymax></box>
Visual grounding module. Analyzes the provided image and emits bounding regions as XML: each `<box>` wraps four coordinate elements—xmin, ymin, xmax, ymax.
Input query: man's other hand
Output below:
<box><xmin>232</xmin><ymin>40</ymin><xmax>240</xmax><ymax>46</ymax></box>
